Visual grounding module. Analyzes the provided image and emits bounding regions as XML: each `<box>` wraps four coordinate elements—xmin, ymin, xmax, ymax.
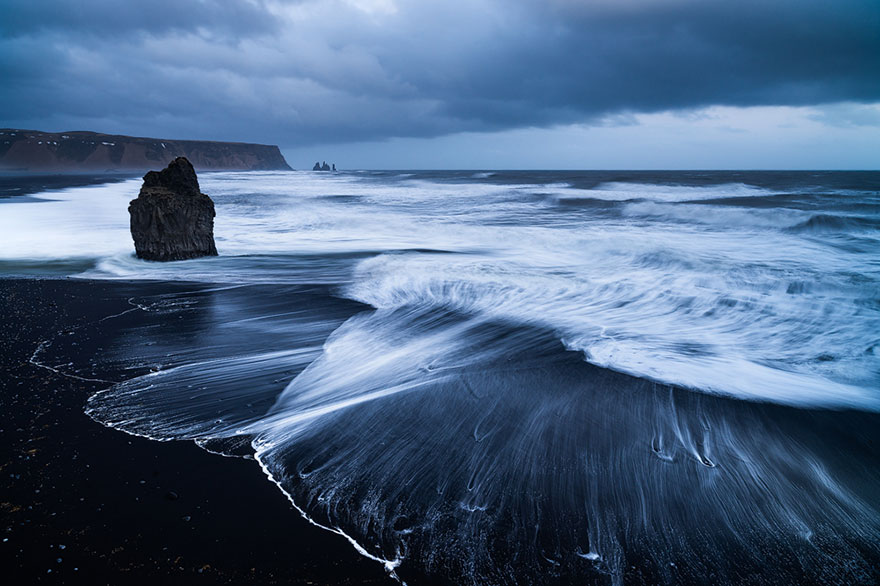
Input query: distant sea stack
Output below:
<box><xmin>129</xmin><ymin>157</ymin><xmax>218</xmax><ymax>262</ymax></box>
<box><xmin>313</xmin><ymin>161</ymin><xmax>336</xmax><ymax>171</ymax></box>
<box><xmin>0</xmin><ymin>129</ymin><xmax>292</xmax><ymax>172</ymax></box>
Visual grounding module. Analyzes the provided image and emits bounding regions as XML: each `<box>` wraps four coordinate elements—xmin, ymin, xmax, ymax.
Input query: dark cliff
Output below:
<box><xmin>0</xmin><ymin>129</ymin><xmax>292</xmax><ymax>172</ymax></box>
<box><xmin>129</xmin><ymin>157</ymin><xmax>218</xmax><ymax>261</ymax></box>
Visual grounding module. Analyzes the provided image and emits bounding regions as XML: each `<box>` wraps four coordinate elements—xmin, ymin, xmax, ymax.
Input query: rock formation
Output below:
<box><xmin>313</xmin><ymin>160</ymin><xmax>334</xmax><ymax>171</ymax></box>
<box><xmin>129</xmin><ymin>157</ymin><xmax>218</xmax><ymax>261</ymax></box>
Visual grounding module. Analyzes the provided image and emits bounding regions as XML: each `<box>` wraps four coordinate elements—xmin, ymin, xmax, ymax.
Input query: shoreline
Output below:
<box><xmin>2</xmin><ymin>164</ymin><xmax>879</xmax><ymax>584</ymax></box>
<box><xmin>0</xmin><ymin>277</ymin><xmax>393</xmax><ymax>585</ymax></box>
<box><xmin>2</xmin><ymin>272</ymin><xmax>879</xmax><ymax>584</ymax></box>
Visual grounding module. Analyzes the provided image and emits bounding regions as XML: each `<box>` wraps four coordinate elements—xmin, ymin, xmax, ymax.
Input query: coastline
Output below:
<box><xmin>0</xmin><ymin>277</ymin><xmax>393</xmax><ymax>585</ymax></box>
<box><xmin>1</xmin><ymin>168</ymin><xmax>878</xmax><ymax>585</ymax></box>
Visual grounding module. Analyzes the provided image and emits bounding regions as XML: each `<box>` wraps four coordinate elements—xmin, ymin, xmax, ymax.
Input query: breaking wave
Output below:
<box><xmin>788</xmin><ymin>213</ymin><xmax>880</xmax><ymax>234</ymax></box>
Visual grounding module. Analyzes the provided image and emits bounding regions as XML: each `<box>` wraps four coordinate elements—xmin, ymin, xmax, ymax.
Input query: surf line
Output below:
<box><xmin>253</xmin><ymin>450</ymin><xmax>406</xmax><ymax>584</ymax></box>
<box><xmin>29</xmin><ymin>339</ymin><xmax>113</xmax><ymax>384</ymax></box>
<box><xmin>31</xmin><ymin>294</ymin><xmax>162</xmax><ymax>383</ymax></box>
<box><xmin>97</xmin><ymin>296</ymin><xmax>153</xmax><ymax>322</ymax></box>
<box><xmin>84</xmin><ymin>378</ymin><xmax>407</xmax><ymax>580</ymax></box>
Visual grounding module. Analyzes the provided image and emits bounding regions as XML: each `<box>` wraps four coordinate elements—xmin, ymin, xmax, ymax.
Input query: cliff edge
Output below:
<box><xmin>0</xmin><ymin>129</ymin><xmax>292</xmax><ymax>172</ymax></box>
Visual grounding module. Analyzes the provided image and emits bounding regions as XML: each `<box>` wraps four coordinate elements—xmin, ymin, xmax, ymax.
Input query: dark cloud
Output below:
<box><xmin>1</xmin><ymin>0</ymin><xmax>878</xmax><ymax>147</ymax></box>
<box><xmin>0</xmin><ymin>0</ymin><xmax>277</xmax><ymax>37</ymax></box>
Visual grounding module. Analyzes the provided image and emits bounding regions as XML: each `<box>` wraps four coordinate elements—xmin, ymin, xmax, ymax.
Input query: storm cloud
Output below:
<box><xmin>1</xmin><ymin>0</ymin><xmax>878</xmax><ymax>148</ymax></box>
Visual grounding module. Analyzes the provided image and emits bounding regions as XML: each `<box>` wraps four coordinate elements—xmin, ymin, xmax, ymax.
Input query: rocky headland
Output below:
<box><xmin>0</xmin><ymin>129</ymin><xmax>291</xmax><ymax>172</ymax></box>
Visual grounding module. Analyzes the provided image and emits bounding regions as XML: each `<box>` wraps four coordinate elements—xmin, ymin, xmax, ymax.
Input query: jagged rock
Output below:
<box><xmin>313</xmin><ymin>161</ymin><xmax>321</xmax><ymax>171</ymax></box>
<box><xmin>129</xmin><ymin>157</ymin><xmax>218</xmax><ymax>261</ymax></box>
<box><xmin>313</xmin><ymin>160</ymin><xmax>334</xmax><ymax>171</ymax></box>
<box><xmin>332</xmin><ymin>163</ymin><xmax>336</xmax><ymax>171</ymax></box>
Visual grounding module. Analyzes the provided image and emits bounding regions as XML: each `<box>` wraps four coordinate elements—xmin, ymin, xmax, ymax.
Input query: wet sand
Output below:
<box><xmin>0</xmin><ymin>278</ymin><xmax>394</xmax><ymax>585</ymax></box>
<box><xmin>3</xmin><ymin>276</ymin><xmax>879</xmax><ymax>586</ymax></box>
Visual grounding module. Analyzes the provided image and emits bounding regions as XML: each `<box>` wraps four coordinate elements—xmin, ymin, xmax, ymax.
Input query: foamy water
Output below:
<box><xmin>4</xmin><ymin>170</ymin><xmax>880</xmax><ymax>584</ymax></box>
<box><xmin>3</xmin><ymin>170</ymin><xmax>878</xmax><ymax>409</ymax></box>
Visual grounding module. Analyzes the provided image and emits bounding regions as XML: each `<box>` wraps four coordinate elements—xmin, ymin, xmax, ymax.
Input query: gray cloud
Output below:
<box><xmin>0</xmin><ymin>0</ymin><xmax>277</xmax><ymax>37</ymax></box>
<box><xmin>808</xmin><ymin>103</ymin><xmax>880</xmax><ymax>127</ymax></box>
<box><xmin>1</xmin><ymin>0</ymin><xmax>878</xmax><ymax>147</ymax></box>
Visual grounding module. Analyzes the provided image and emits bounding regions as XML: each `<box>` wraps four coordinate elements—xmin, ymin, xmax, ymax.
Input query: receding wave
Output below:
<box><xmin>81</xmin><ymin>290</ymin><xmax>880</xmax><ymax>585</ymax></box>
<box><xmin>345</xmin><ymin>252</ymin><xmax>880</xmax><ymax>410</ymax></box>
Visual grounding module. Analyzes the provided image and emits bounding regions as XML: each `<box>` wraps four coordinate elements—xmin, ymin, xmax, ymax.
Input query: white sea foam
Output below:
<box><xmin>0</xmin><ymin>179</ymin><xmax>139</xmax><ymax>261</ymax></box>
<box><xmin>621</xmin><ymin>200</ymin><xmax>809</xmax><ymax>229</ymax></box>
<box><xmin>344</xmin><ymin>246</ymin><xmax>879</xmax><ymax>409</ymax></box>
<box><xmin>3</xmin><ymin>170</ymin><xmax>878</xmax><ymax>410</ymax></box>
<box><xmin>557</xmin><ymin>181</ymin><xmax>780</xmax><ymax>202</ymax></box>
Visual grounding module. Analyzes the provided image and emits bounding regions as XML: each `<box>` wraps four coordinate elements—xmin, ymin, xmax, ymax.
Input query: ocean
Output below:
<box><xmin>1</xmin><ymin>170</ymin><xmax>879</xmax><ymax>584</ymax></box>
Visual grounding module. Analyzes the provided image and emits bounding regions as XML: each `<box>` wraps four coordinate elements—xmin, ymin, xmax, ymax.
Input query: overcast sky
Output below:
<box><xmin>2</xmin><ymin>0</ymin><xmax>878</xmax><ymax>169</ymax></box>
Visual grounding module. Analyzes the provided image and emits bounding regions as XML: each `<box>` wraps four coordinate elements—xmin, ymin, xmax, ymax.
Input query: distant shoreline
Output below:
<box><xmin>0</xmin><ymin>129</ymin><xmax>292</xmax><ymax>173</ymax></box>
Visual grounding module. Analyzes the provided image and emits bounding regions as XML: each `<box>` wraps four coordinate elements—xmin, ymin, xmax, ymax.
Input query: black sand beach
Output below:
<box><xmin>0</xmin><ymin>278</ymin><xmax>393</xmax><ymax>585</ymax></box>
<box><xmin>0</xmin><ymin>174</ymin><xmax>135</xmax><ymax>200</ymax></box>
<box><xmin>2</xmin><ymin>169</ymin><xmax>879</xmax><ymax>585</ymax></box>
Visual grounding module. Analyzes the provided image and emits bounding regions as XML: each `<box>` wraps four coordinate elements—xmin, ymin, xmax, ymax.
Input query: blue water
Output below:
<box><xmin>3</xmin><ymin>170</ymin><xmax>880</xmax><ymax>584</ymax></box>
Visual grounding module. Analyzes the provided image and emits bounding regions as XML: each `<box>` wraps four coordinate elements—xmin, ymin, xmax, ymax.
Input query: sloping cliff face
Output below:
<box><xmin>129</xmin><ymin>157</ymin><xmax>218</xmax><ymax>261</ymax></box>
<box><xmin>0</xmin><ymin>129</ymin><xmax>292</xmax><ymax>172</ymax></box>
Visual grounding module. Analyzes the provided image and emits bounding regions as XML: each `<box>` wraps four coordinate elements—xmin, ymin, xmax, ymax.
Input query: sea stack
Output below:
<box><xmin>129</xmin><ymin>157</ymin><xmax>218</xmax><ymax>261</ymax></box>
<box><xmin>312</xmin><ymin>161</ymin><xmax>334</xmax><ymax>171</ymax></box>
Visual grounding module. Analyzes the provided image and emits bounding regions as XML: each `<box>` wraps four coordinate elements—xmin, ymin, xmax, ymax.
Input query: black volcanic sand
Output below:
<box><xmin>0</xmin><ymin>174</ymin><xmax>136</xmax><ymax>199</ymax></box>
<box><xmin>0</xmin><ymin>278</ymin><xmax>393</xmax><ymax>586</ymax></box>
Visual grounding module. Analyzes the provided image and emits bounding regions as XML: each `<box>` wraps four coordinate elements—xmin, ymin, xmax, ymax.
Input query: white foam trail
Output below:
<box><xmin>345</xmin><ymin>245</ymin><xmax>880</xmax><ymax>410</ymax></box>
<box><xmin>621</xmin><ymin>200</ymin><xmax>809</xmax><ymax>229</ymax></box>
<box><xmin>557</xmin><ymin>181</ymin><xmax>780</xmax><ymax>202</ymax></box>
<box><xmin>253</xmin><ymin>451</ymin><xmax>404</xmax><ymax>580</ymax></box>
<box><xmin>0</xmin><ymin>179</ymin><xmax>139</xmax><ymax>260</ymax></box>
